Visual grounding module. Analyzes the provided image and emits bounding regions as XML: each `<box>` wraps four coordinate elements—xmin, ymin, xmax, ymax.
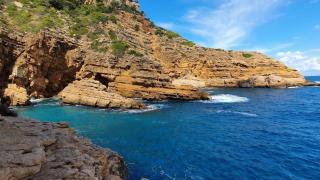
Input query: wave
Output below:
<box><xmin>30</xmin><ymin>98</ymin><xmax>47</xmax><ymax>103</ymax></box>
<box><xmin>200</xmin><ymin>94</ymin><xmax>249</xmax><ymax>103</ymax></box>
<box><xmin>288</xmin><ymin>86</ymin><xmax>302</xmax><ymax>89</ymax></box>
<box><xmin>123</xmin><ymin>104</ymin><xmax>169</xmax><ymax>114</ymax></box>
<box><xmin>216</xmin><ymin>110</ymin><xmax>258</xmax><ymax>117</ymax></box>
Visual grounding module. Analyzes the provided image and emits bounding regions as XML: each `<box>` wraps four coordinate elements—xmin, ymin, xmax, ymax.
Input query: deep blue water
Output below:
<box><xmin>17</xmin><ymin>77</ymin><xmax>320</xmax><ymax>179</ymax></box>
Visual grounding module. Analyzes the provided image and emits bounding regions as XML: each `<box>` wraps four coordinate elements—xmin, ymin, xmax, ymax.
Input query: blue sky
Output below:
<box><xmin>139</xmin><ymin>0</ymin><xmax>320</xmax><ymax>76</ymax></box>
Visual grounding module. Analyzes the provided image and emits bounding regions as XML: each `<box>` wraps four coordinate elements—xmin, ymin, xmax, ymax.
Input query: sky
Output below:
<box><xmin>139</xmin><ymin>0</ymin><xmax>320</xmax><ymax>76</ymax></box>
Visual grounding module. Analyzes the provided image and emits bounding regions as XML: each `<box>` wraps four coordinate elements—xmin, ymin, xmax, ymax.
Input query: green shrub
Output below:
<box><xmin>90</xmin><ymin>40</ymin><xmax>107</xmax><ymax>53</ymax></box>
<box><xmin>181</xmin><ymin>40</ymin><xmax>195</xmax><ymax>47</ymax></box>
<box><xmin>242</xmin><ymin>53</ymin><xmax>253</xmax><ymax>58</ymax></box>
<box><xmin>128</xmin><ymin>50</ymin><xmax>143</xmax><ymax>57</ymax></box>
<box><xmin>166</xmin><ymin>31</ymin><xmax>179</xmax><ymax>39</ymax></box>
<box><xmin>109</xmin><ymin>15</ymin><xmax>117</xmax><ymax>24</ymax></box>
<box><xmin>108</xmin><ymin>30</ymin><xmax>117</xmax><ymax>40</ymax></box>
<box><xmin>6</xmin><ymin>1</ymin><xmax>63</xmax><ymax>32</ymax></box>
<box><xmin>155</xmin><ymin>29</ymin><xmax>165</xmax><ymax>36</ymax></box>
<box><xmin>111</xmin><ymin>40</ymin><xmax>129</xmax><ymax>57</ymax></box>
<box><xmin>155</xmin><ymin>28</ymin><xmax>180</xmax><ymax>39</ymax></box>
<box><xmin>87</xmin><ymin>28</ymin><xmax>104</xmax><ymax>40</ymax></box>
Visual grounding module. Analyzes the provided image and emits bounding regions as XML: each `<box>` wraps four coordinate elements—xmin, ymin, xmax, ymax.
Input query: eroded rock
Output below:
<box><xmin>0</xmin><ymin>116</ymin><xmax>128</xmax><ymax>180</ymax></box>
<box><xmin>59</xmin><ymin>79</ymin><xmax>145</xmax><ymax>109</ymax></box>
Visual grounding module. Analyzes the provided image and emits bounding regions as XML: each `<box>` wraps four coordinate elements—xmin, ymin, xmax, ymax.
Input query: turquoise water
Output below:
<box><xmin>17</xmin><ymin>77</ymin><xmax>320</xmax><ymax>179</ymax></box>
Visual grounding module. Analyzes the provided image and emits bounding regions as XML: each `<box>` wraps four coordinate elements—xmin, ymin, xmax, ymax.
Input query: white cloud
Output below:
<box><xmin>277</xmin><ymin>51</ymin><xmax>320</xmax><ymax>76</ymax></box>
<box><xmin>247</xmin><ymin>42</ymin><xmax>294</xmax><ymax>53</ymax></box>
<box><xmin>184</xmin><ymin>0</ymin><xmax>285</xmax><ymax>49</ymax></box>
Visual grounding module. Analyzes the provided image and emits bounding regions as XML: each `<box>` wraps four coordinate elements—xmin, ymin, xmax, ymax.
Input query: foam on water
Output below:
<box><xmin>288</xmin><ymin>86</ymin><xmax>301</xmax><ymax>89</ymax></box>
<box><xmin>124</xmin><ymin>104</ymin><xmax>169</xmax><ymax>113</ymax></box>
<box><xmin>216</xmin><ymin>110</ymin><xmax>258</xmax><ymax>117</ymax></box>
<box><xmin>30</xmin><ymin>98</ymin><xmax>47</xmax><ymax>103</ymax></box>
<box><xmin>200</xmin><ymin>94</ymin><xmax>249</xmax><ymax>103</ymax></box>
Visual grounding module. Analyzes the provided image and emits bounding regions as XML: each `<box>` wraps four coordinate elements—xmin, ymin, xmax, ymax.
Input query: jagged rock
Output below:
<box><xmin>4</xmin><ymin>32</ymin><xmax>82</xmax><ymax>104</ymax></box>
<box><xmin>0</xmin><ymin>116</ymin><xmax>128</xmax><ymax>180</ymax></box>
<box><xmin>59</xmin><ymin>79</ymin><xmax>145</xmax><ymax>109</ymax></box>
<box><xmin>238</xmin><ymin>75</ymin><xmax>306</xmax><ymax>88</ymax></box>
<box><xmin>3</xmin><ymin>84</ymin><xmax>29</xmax><ymax>105</ymax></box>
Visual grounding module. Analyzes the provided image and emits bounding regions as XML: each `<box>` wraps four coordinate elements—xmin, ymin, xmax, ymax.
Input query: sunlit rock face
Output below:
<box><xmin>0</xmin><ymin>0</ymin><xmax>306</xmax><ymax>107</ymax></box>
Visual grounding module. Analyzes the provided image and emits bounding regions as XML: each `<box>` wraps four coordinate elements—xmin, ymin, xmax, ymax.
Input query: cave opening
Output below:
<box><xmin>95</xmin><ymin>74</ymin><xmax>110</xmax><ymax>87</ymax></box>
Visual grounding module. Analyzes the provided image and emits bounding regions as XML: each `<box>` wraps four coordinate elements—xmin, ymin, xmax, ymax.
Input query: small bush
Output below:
<box><xmin>155</xmin><ymin>29</ymin><xmax>165</xmax><ymax>36</ymax></box>
<box><xmin>90</xmin><ymin>40</ymin><xmax>107</xmax><ymax>53</ymax></box>
<box><xmin>155</xmin><ymin>28</ymin><xmax>180</xmax><ymax>39</ymax></box>
<box><xmin>128</xmin><ymin>50</ymin><xmax>143</xmax><ymax>57</ymax></box>
<box><xmin>242</xmin><ymin>53</ymin><xmax>253</xmax><ymax>58</ymax></box>
<box><xmin>166</xmin><ymin>31</ymin><xmax>180</xmax><ymax>39</ymax></box>
<box><xmin>108</xmin><ymin>30</ymin><xmax>117</xmax><ymax>41</ymax></box>
<box><xmin>109</xmin><ymin>15</ymin><xmax>117</xmax><ymax>24</ymax></box>
<box><xmin>111</xmin><ymin>40</ymin><xmax>129</xmax><ymax>57</ymax></box>
<box><xmin>181</xmin><ymin>40</ymin><xmax>195</xmax><ymax>47</ymax></box>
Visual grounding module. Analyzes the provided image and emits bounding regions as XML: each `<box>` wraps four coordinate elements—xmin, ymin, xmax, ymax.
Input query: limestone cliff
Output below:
<box><xmin>0</xmin><ymin>0</ymin><xmax>306</xmax><ymax>107</ymax></box>
<box><xmin>0</xmin><ymin>116</ymin><xmax>128</xmax><ymax>180</ymax></box>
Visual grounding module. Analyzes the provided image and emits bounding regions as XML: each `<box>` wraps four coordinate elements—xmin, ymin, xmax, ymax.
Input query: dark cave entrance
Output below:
<box><xmin>95</xmin><ymin>74</ymin><xmax>110</xmax><ymax>87</ymax></box>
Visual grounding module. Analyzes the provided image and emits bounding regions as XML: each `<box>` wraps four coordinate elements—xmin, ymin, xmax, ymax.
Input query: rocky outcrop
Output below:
<box><xmin>151</xmin><ymin>36</ymin><xmax>306</xmax><ymax>88</ymax></box>
<box><xmin>238</xmin><ymin>75</ymin><xmax>306</xmax><ymax>88</ymax></box>
<box><xmin>0</xmin><ymin>30</ymin><xmax>23</xmax><ymax>96</ymax></box>
<box><xmin>3</xmin><ymin>84</ymin><xmax>29</xmax><ymax>106</ymax></box>
<box><xmin>0</xmin><ymin>1</ymin><xmax>308</xmax><ymax>108</ymax></box>
<box><xmin>8</xmin><ymin>32</ymin><xmax>82</xmax><ymax>98</ymax></box>
<box><xmin>59</xmin><ymin>78</ymin><xmax>145</xmax><ymax>109</ymax></box>
<box><xmin>0</xmin><ymin>116</ymin><xmax>128</xmax><ymax>180</ymax></box>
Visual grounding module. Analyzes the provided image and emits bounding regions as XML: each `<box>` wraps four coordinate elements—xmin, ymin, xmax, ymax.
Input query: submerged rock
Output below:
<box><xmin>0</xmin><ymin>116</ymin><xmax>128</xmax><ymax>180</ymax></box>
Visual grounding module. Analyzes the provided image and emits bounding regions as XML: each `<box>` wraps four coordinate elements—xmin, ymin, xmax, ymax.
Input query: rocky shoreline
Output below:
<box><xmin>0</xmin><ymin>0</ymin><xmax>308</xmax><ymax>109</ymax></box>
<box><xmin>0</xmin><ymin>116</ymin><xmax>128</xmax><ymax>180</ymax></box>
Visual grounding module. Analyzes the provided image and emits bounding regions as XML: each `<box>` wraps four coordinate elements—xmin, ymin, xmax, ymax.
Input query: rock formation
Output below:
<box><xmin>0</xmin><ymin>116</ymin><xmax>128</xmax><ymax>180</ymax></box>
<box><xmin>0</xmin><ymin>0</ymin><xmax>307</xmax><ymax>107</ymax></box>
<box><xmin>59</xmin><ymin>78</ymin><xmax>145</xmax><ymax>109</ymax></box>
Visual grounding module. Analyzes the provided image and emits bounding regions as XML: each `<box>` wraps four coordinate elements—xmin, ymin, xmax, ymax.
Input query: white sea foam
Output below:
<box><xmin>288</xmin><ymin>86</ymin><xmax>301</xmax><ymax>89</ymax></box>
<box><xmin>30</xmin><ymin>98</ymin><xmax>47</xmax><ymax>103</ymax></box>
<box><xmin>216</xmin><ymin>110</ymin><xmax>258</xmax><ymax>117</ymax></box>
<box><xmin>200</xmin><ymin>94</ymin><xmax>249</xmax><ymax>103</ymax></box>
<box><xmin>124</xmin><ymin>104</ymin><xmax>169</xmax><ymax>114</ymax></box>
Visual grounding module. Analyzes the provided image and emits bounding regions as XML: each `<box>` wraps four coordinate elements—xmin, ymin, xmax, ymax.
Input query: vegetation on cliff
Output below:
<box><xmin>0</xmin><ymin>0</ymin><xmax>306</xmax><ymax>108</ymax></box>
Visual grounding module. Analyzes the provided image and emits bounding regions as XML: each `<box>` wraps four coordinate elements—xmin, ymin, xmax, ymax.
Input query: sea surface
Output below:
<box><xmin>17</xmin><ymin>77</ymin><xmax>320</xmax><ymax>179</ymax></box>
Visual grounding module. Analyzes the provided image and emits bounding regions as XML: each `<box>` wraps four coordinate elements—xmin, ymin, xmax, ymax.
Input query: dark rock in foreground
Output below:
<box><xmin>0</xmin><ymin>116</ymin><xmax>128</xmax><ymax>180</ymax></box>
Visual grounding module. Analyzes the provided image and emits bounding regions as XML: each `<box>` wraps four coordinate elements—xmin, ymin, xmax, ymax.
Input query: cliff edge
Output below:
<box><xmin>0</xmin><ymin>0</ymin><xmax>306</xmax><ymax>108</ymax></box>
<box><xmin>0</xmin><ymin>116</ymin><xmax>128</xmax><ymax>180</ymax></box>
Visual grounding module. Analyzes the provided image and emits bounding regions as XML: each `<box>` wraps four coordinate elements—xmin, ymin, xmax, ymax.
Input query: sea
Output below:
<box><xmin>17</xmin><ymin>76</ymin><xmax>320</xmax><ymax>179</ymax></box>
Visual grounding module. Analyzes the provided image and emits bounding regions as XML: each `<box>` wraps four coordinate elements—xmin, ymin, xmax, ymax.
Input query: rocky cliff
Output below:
<box><xmin>0</xmin><ymin>0</ymin><xmax>306</xmax><ymax>108</ymax></box>
<box><xmin>0</xmin><ymin>116</ymin><xmax>128</xmax><ymax>180</ymax></box>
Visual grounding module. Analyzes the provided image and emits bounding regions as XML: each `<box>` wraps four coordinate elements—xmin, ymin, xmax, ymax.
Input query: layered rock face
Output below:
<box><xmin>0</xmin><ymin>30</ymin><xmax>23</xmax><ymax>97</ymax></box>
<box><xmin>4</xmin><ymin>32</ymin><xmax>83</xmax><ymax>105</ymax></box>
<box><xmin>0</xmin><ymin>1</ymin><xmax>307</xmax><ymax>108</ymax></box>
<box><xmin>0</xmin><ymin>116</ymin><xmax>128</xmax><ymax>180</ymax></box>
<box><xmin>59</xmin><ymin>78</ymin><xmax>145</xmax><ymax>109</ymax></box>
